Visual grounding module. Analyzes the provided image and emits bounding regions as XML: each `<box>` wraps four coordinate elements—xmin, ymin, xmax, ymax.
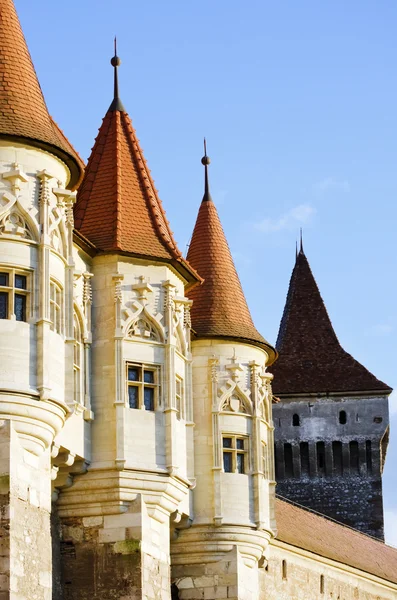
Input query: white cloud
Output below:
<box><xmin>313</xmin><ymin>177</ymin><xmax>350</xmax><ymax>195</ymax></box>
<box><xmin>384</xmin><ymin>509</ymin><xmax>397</xmax><ymax>548</ymax></box>
<box><xmin>255</xmin><ymin>204</ymin><xmax>315</xmax><ymax>233</ymax></box>
<box><xmin>388</xmin><ymin>390</ymin><xmax>397</xmax><ymax>416</ymax></box>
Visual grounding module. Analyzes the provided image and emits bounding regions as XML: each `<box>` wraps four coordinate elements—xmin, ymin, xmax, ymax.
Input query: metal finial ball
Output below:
<box><xmin>111</xmin><ymin>56</ymin><xmax>121</xmax><ymax>67</ymax></box>
<box><xmin>201</xmin><ymin>155</ymin><xmax>210</xmax><ymax>166</ymax></box>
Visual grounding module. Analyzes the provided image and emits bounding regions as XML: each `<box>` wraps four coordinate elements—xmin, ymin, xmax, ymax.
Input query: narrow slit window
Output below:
<box><xmin>320</xmin><ymin>574</ymin><xmax>325</xmax><ymax>594</ymax></box>
<box><xmin>366</xmin><ymin>440</ymin><xmax>372</xmax><ymax>474</ymax></box>
<box><xmin>317</xmin><ymin>441</ymin><xmax>326</xmax><ymax>474</ymax></box>
<box><xmin>282</xmin><ymin>560</ymin><xmax>287</xmax><ymax>580</ymax></box>
<box><xmin>284</xmin><ymin>443</ymin><xmax>293</xmax><ymax>478</ymax></box>
<box><xmin>300</xmin><ymin>442</ymin><xmax>310</xmax><ymax>476</ymax></box>
<box><xmin>339</xmin><ymin>410</ymin><xmax>347</xmax><ymax>425</ymax></box>
<box><xmin>332</xmin><ymin>441</ymin><xmax>343</xmax><ymax>475</ymax></box>
<box><xmin>349</xmin><ymin>441</ymin><xmax>359</xmax><ymax>474</ymax></box>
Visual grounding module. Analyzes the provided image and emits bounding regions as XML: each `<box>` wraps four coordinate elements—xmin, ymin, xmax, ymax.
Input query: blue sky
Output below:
<box><xmin>17</xmin><ymin>0</ymin><xmax>397</xmax><ymax>544</ymax></box>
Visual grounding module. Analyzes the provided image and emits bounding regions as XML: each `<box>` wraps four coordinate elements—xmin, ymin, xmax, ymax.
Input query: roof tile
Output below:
<box><xmin>0</xmin><ymin>0</ymin><xmax>83</xmax><ymax>188</ymax></box>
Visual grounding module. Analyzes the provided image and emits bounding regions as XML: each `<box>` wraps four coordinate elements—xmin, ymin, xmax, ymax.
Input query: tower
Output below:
<box><xmin>53</xmin><ymin>47</ymin><xmax>202</xmax><ymax>599</ymax></box>
<box><xmin>171</xmin><ymin>147</ymin><xmax>278</xmax><ymax>599</ymax></box>
<box><xmin>0</xmin><ymin>1</ymin><xmax>85</xmax><ymax>597</ymax></box>
<box><xmin>271</xmin><ymin>243</ymin><xmax>391</xmax><ymax>540</ymax></box>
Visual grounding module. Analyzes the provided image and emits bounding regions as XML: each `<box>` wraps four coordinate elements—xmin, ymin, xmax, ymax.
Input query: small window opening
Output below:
<box><xmin>339</xmin><ymin>410</ymin><xmax>347</xmax><ymax>425</ymax></box>
<box><xmin>320</xmin><ymin>574</ymin><xmax>325</xmax><ymax>594</ymax></box>
<box><xmin>317</xmin><ymin>441</ymin><xmax>326</xmax><ymax>474</ymax></box>
<box><xmin>282</xmin><ymin>560</ymin><xmax>287</xmax><ymax>580</ymax></box>
<box><xmin>171</xmin><ymin>583</ymin><xmax>180</xmax><ymax>600</ymax></box>
<box><xmin>366</xmin><ymin>440</ymin><xmax>372</xmax><ymax>474</ymax></box>
<box><xmin>284</xmin><ymin>443</ymin><xmax>293</xmax><ymax>478</ymax></box>
<box><xmin>349</xmin><ymin>441</ymin><xmax>359</xmax><ymax>474</ymax></box>
<box><xmin>127</xmin><ymin>363</ymin><xmax>159</xmax><ymax>411</ymax></box>
<box><xmin>332</xmin><ymin>441</ymin><xmax>343</xmax><ymax>475</ymax></box>
<box><xmin>373</xmin><ymin>416</ymin><xmax>383</xmax><ymax>424</ymax></box>
<box><xmin>292</xmin><ymin>413</ymin><xmax>300</xmax><ymax>427</ymax></box>
<box><xmin>300</xmin><ymin>442</ymin><xmax>310</xmax><ymax>476</ymax></box>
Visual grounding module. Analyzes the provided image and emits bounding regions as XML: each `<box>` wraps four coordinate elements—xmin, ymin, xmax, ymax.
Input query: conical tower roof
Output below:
<box><xmin>0</xmin><ymin>0</ymin><xmax>83</xmax><ymax>188</ymax></box>
<box><xmin>74</xmin><ymin>48</ymin><xmax>200</xmax><ymax>287</ymax></box>
<box><xmin>186</xmin><ymin>147</ymin><xmax>277</xmax><ymax>362</ymax></box>
<box><xmin>271</xmin><ymin>245</ymin><xmax>391</xmax><ymax>395</ymax></box>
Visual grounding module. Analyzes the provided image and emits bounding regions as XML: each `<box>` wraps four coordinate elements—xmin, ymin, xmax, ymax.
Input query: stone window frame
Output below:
<box><xmin>222</xmin><ymin>434</ymin><xmax>249</xmax><ymax>474</ymax></box>
<box><xmin>0</xmin><ymin>267</ymin><xmax>31</xmax><ymax>322</ymax></box>
<box><xmin>50</xmin><ymin>278</ymin><xmax>63</xmax><ymax>334</ymax></box>
<box><xmin>126</xmin><ymin>362</ymin><xmax>161</xmax><ymax>412</ymax></box>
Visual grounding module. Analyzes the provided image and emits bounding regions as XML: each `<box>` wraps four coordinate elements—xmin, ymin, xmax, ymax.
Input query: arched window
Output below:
<box><xmin>339</xmin><ymin>410</ymin><xmax>347</xmax><ymax>425</ymax></box>
<box><xmin>292</xmin><ymin>413</ymin><xmax>300</xmax><ymax>427</ymax></box>
<box><xmin>74</xmin><ymin>314</ymin><xmax>84</xmax><ymax>406</ymax></box>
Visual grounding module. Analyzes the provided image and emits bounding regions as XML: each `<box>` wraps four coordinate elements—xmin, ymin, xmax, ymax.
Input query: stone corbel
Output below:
<box><xmin>2</xmin><ymin>163</ymin><xmax>28</xmax><ymax>194</ymax></box>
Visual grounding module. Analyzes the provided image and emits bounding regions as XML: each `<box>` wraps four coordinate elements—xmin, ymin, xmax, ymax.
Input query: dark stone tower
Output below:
<box><xmin>271</xmin><ymin>245</ymin><xmax>391</xmax><ymax>540</ymax></box>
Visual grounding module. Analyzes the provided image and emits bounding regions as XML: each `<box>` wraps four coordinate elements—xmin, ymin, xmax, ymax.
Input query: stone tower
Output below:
<box><xmin>55</xmin><ymin>50</ymin><xmax>202</xmax><ymax>599</ymax></box>
<box><xmin>271</xmin><ymin>243</ymin><xmax>391</xmax><ymax>540</ymax></box>
<box><xmin>0</xmin><ymin>1</ymin><xmax>84</xmax><ymax>597</ymax></box>
<box><xmin>171</xmin><ymin>149</ymin><xmax>278</xmax><ymax>599</ymax></box>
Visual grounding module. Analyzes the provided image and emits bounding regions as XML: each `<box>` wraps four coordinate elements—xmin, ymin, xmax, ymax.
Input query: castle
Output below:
<box><xmin>0</xmin><ymin>1</ymin><xmax>396</xmax><ymax>599</ymax></box>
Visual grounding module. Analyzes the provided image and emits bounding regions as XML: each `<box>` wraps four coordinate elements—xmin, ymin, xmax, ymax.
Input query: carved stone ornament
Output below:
<box><xmin>222</xmin><ymin>394</ymin><xmax>248</xmax><ymax>414</ymax></box>
<box><xmin>0</xmin><ymin>211</ymin><xmax>34</xmax><ymax>239</ymax></box>
<box><xmin>127</xmin><ymin>318</ymin><xmax>160</xmax><ymax>341</ymax></box>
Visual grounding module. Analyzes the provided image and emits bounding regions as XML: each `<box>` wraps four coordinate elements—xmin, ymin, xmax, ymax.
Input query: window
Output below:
<box><xmin>300</xmin><ymin>441</ymin><xmax>310</xmax><ymax>476</ymax></box>
<box><xmin>292</xmin><ymin>413</ymin><xmax>300</xmax><ymax>426</ymax></box>
<box><xmin>339</xmin><ymin>410</ymin><xmax>347</xmax><ymax>425</ymax></box>
<box><xmin>317</xmin><ymin>441</ymin><xmax>326</xmax><ymax>474</ymax></box>
<box><xmin>349</xmin><ymin>441</ymin><xmax>359</xmax><ymax>474</ymax></box>
<box><xmin>284</xmin><ymin>443</ymin><xmax>294</xmax><ymax>477</ymax></box>
<box><xmin>222</xmin><ymin>435</ymin><xmax>248</xmax><ymax>474</ymax></box>
<box><xmin>366</xmin><ymin>440</ymin><xmax>372</xmax><ymax>474</ymax></box>
<box><xmin>127</xmin><ymin>363</ymin><xmax>160</xmax><ymax>411</ymax></box>
<box><xmin>320</xmin><ymin>574</ymin><xmax>325</xmax><ymax>594</ymax></box>
<box><xmin>175</xmin><ymin>376</ymin><xmax>184</xmax><ymax>420</ymax></box>
<box><xmin>50</xmin><ymin>280</ymin><xmax>63</xmax><ymax>333</ymax></box>
<box><xmin>332</xmin><ymin>441</ymin><xmax>343</xmax><ymax>475</ymax></box>
<box><xmin>0</xmin><ymin>269</ymin><xmax>29</xmax><ymax>322</ymax></box>
<box><xmin>74</xmin><ymin>314</ymin><xmax>83</xmax><ymax>405</ymax></box>
<box><xmin>282</xmin><ymin>560</ymin><xmax>287</xmax><ymax>580</ymax></box>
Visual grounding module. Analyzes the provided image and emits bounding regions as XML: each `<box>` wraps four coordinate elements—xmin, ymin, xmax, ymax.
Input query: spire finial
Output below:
<box><xmin>109</xmin><ymin>37</ymin><xmax>125</xmax><ymax>112</ymax></box>
<box><xmin>201</xmin><ymin>138</ymin><xmax>212</xmax><ymax>202</ymax></box>
<box><xmin>299</xmin><ymin>227</ymin><xmax>304</xmax><ymax>253</ymax></box>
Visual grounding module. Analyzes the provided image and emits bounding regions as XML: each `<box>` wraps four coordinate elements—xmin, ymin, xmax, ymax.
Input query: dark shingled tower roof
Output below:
<box><xmin>186</xmin><ymin>144</ymin><xmax>277</xmax><ymax>362</ymax></box>
<box><xmin>74</xmin><ymin>45</ymin><xmax>200</xmax><ymax>288</ymax></box>
<box><xmin>0</xmin><ymin>0</ymin><xmax>84</xmax><ymax>189</ymax></box>
<box><xmin>271</xmin><ymin>244</ymin><xmax>391</xmax><ymax>396</ymax></box>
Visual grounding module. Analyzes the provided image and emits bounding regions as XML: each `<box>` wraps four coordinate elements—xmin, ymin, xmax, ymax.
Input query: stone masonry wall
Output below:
<box><xmin>261</xmin><ymin>542</ymin><xmax>397</xmax><ymax>600</ymax></box>
<box><xmin>59</xmin><ymin>494</ymin><xmax>170</xmax><ymax>600</ymax></box>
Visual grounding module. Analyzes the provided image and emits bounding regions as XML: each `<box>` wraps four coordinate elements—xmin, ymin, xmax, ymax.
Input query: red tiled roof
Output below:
<box><xmin>74</xmin><ymin>106</ymin><xmax>200</xmax><ymax>287</ymax></box>
<box><xmin>0</xmin><ymin>0</ymin><xmax>83</xmax><ymax>189</ymax></box>
<box><xmin>186</xmin><ymin>173</ymin><xmax>276</xmax><ymax>362</ymax></box>
<box><xmin>276</xmin><ymin>497</ymin><xmax>397</xmax><ymax>585</ymax></box>
<box><xmin>271</xmin><ymin>249</ymin><xmax>391</xmax><ymax>395</ymax></box>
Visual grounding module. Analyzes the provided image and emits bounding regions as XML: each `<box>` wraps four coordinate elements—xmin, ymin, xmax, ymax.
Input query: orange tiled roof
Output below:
<box><xmin>271</xmin><ymin>248</ymin><xmax>391</xmax><ymax>395</ymax></box>
<box><xmin>74</xmin><ymin>103</ymin><xmax>200</xmax><ymax>287</ymax></box>
<box><xmin>276</xmin><ymin>497</ymin><xmax>397</xmax><ymax>585</ymax></box>
<box><xmin>0</xmin><ymin>0</ymin><xmax>83</xmax><ymax>189</ymax></box>
<box><xmin>187</xmin><ymin>158</ymin><xmax>277</xmax><ymax>362</ymax></box>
